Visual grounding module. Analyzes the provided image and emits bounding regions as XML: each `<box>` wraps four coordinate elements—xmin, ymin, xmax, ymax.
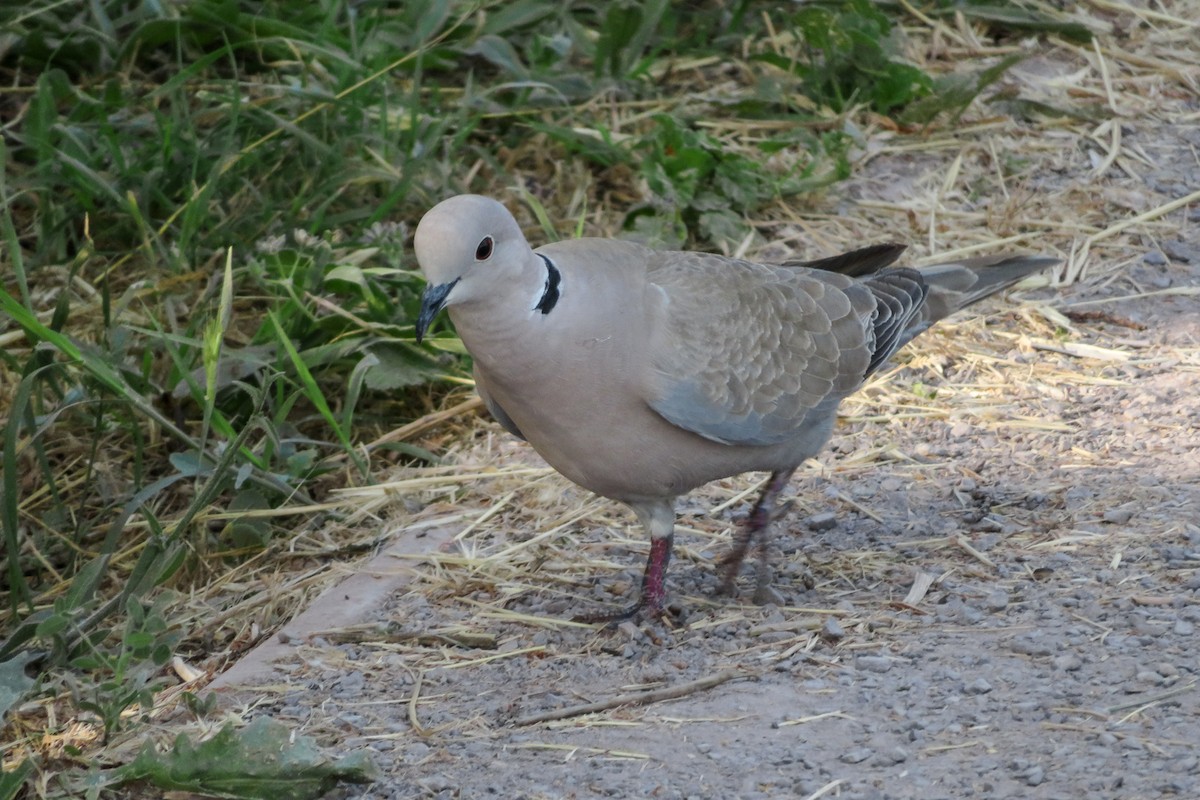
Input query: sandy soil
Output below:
<box><xmin>212</xmin><ymin>24</ymin><xmax>1200</xmax><ymax>800</ymax></box>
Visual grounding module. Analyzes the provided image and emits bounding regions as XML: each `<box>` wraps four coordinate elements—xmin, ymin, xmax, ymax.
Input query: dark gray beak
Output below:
<box><xmin>415</xmin><ymin>279</ymin><xmax>458</xmax><ymax>343</ymax></box>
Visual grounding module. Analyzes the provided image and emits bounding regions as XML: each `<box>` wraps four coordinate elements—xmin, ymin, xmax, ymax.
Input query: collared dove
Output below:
<box><xmin>414</xmin><ymin>194</ymin><xmax>1056</xmax><ymax>621</ymax></box>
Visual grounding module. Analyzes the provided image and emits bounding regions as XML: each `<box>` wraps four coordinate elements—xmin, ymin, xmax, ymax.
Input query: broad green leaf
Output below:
<box><xmin>363</xmin><ymin>342</ymin><xmax>442</xmax><ymax>391</ymax></box>
<box><xmin>109</xmin><ymin>716</ymin><xmax>378</xmax><ymax>799</ymax></box>
<box><xmin>0</xmin><ymin>652</ymin><xmax>37</xmax><ymax>720</ymax></box>
<box><xmin>0</xmin><ymin>759</ymin><xmax>33</xmax><ymax>800</ymax></box>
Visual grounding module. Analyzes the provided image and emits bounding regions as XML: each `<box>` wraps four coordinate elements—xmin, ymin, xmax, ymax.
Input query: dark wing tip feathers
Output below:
<box><xmin>782</xmin><ymin>243</ymin><xmax>908</xmax><ymax>277</ymax></box>
<box><xmin>862</xmin><ymin>268</ymin><xmax>929</xmax><ymax>377</ymax></box>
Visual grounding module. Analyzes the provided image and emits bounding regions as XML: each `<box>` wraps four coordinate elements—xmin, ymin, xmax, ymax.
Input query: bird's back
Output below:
<box><xmin>469</xmin><ymin>239</ymin><xmax>1049</xmax><ymax>503</ymax></box>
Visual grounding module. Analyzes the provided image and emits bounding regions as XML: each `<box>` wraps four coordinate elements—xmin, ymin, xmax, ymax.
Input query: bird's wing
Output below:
<box><xmin>643</xmin><ymin>252</ymin><xmax>928</xmax><ymax>446</ymax></box>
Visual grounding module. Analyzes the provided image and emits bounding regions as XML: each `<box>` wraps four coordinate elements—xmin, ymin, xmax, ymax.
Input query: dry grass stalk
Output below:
<box><xmin>512</xmin><ymin>669</ymin><xmax>746</xmax><ymax>726</ymax></box>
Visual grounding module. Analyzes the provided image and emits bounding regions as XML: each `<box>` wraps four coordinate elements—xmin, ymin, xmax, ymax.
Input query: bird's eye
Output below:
<box><xmin>475</xmin><ymin>236</ymin><xmax>494</xmax><ymax>261</ymax></box>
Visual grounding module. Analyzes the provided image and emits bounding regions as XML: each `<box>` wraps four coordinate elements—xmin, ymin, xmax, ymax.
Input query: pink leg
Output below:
<box><xmin>575</xmin><ymin>500</ymin><xmax>677</xmax><ymax>624</ymax></box>
<box><xmin>574</xmin><ymin>533</ymin><xmax>673</xmax><ymax>624</ymax></box>
<box><xmin>717</xmin><ymin>469</ymin><xmax>796</xmax><ymax>599</ymax></box>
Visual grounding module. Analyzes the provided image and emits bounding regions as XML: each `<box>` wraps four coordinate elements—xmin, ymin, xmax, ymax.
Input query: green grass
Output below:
<box><xmin>0</xmin><ymin>0</ymin><xmax>1084</xmax><ymax>795</ymax></box>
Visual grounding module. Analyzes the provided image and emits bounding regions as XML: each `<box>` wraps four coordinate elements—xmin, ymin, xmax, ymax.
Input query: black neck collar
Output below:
<box><xmin>534</xmin><ymin>254</ymin><xmax>561</xmax><ymax>315</ymax></box>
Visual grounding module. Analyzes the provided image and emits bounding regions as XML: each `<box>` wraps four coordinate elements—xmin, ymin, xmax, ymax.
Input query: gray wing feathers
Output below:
<box><xmin>646</xmin><ymin>255</ymin><xmax>869</xmax><ymax>447</ymax></box>
<box><xmin>643</xmin><ymin>250</ymin><xmax>1054</xmax><ymax>449</ymax></box>
<box><xmin>861</xmin><ymin>269</ymin><xmax>929</xmax><ymax>376</ymax></box>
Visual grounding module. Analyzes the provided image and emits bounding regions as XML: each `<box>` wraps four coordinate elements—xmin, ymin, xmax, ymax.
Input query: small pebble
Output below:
<box><xmin>1163</xmin><ymin>239</ymin><xmax>1197</xmax><ymax>263</ymax></box>
<box><xmin>334</xmin><ymin>670</ymin><xmax>366</xmax><ymax>699</ymax></box>
<box><xmin>1025</xmin><ymin>766</ymin><xmax>1046</xmax><ymax>786</ymax></box>
<box><xmin>871</xmin><ymin>747</ymin><xmax>908</xmax><ymax>766</ymax></box>
<box><xmin>964</xmin><ymin>677</ymin><xmax>993</xmax><ymax>695</ymax></box>
<box><xmin>1009</xmin><ymin>635</ymin><xmax>1054</xmax><ymax>657</ymax></box>
<box><xmin>985</xmin><ymin>591</ymin><xmax>1009</xmax><ymax>612</ymax></box>
<box><xmin>975</xmin><ymin>533</ymin><xmax>1001</xmax><ymax>551</ymax></box>
<box><xmin>851</xmin><ymin>482</ymin><xmax>876</xmax><ymax>499</ymax></box>
<box><xmin>754</xmin><ymin>584</ymin><xmax>786</xmax><ymax>606</ymax></box>
<box><xmin>417</xmin><ymin>776</ymin><xmax>456</xmax><ymax>794</ymax></box>
<box><xmin>961</xmin><ymin>605</ymin><xmax>985</xmax><ymax>624</ymax></box>
<box><xmin>406</xmin><ymin>743</ymin><xmax>432</xmax><ymax>762</ymax></box>
<box><xmin>1172</xmin><ymin>756</ymin><xmax>1198</xmax><ymax>774</ymax></box>
<box><xmin>1131</xmin><ymin>617</ymin><xmax>1166</xmax><ymax>637</ymax></box>
<box><xmin>617</xmin><ymin>621</ymin><xmax>644</xmax><ymax>641</ymax></box>
<box><xmin>840</xmin><ymin>748</ymin><xmax>873</xmax><ymax>764</ymax></box>
<box><xmin>856</xmin><ymin>655</ymin><xmax>893</xmax><ymax>674</ymax></box>
<box><xmin>973</xmin><ymin>517</ymin><xmax>1004</xmax><ymax>533</ymax></box>
<box><xmin>1143</xmin><ymin>250</ymin><xmax>1168</xmax><ymax>266</ymax></box>
<box><xmin>1103</xmin><ymin>506</ymin><xmax>1135</xmax><ymax>525</ymax></box>
<box><xmin>1053</xmin><ymin>654</ymin><xmax>1083</xmax><ymax>671</ymax></box>
<box><xmin>822</xmin><ymin>617</ymin><xmax>846</xmax><ymax>641</ymax></box>
<box><xmin>805</xmin><ymin>512</ymin><xmax>838</xmax><ymax>531</ymax></box>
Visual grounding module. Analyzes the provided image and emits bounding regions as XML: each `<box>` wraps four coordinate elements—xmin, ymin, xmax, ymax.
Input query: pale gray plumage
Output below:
<box><xmin>414</xmin><ymin>194</ymin><xmax>1056</xmax><ymax>620</ymax></box>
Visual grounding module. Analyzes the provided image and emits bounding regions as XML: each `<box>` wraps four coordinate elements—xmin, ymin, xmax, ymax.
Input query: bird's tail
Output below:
<box><xmin>792</xmin><ymin>243</ymin><xmax>1057</xmax><ymax>354</ymax></box>
<box><xmin>910</xmin><ymin>254</ymin><xmax>1058</xmax><ymax>336</ymax></box>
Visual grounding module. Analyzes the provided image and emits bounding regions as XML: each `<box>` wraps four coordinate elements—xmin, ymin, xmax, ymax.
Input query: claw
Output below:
<box><xmin>575</xmin><ymin>534</ymin><xmax>673</xmax><ymax>625</ymax></box>
<box><xmin>572</xmin><ymin>601</ymin><xmax>650</xmax><ymax>625</ymax></box>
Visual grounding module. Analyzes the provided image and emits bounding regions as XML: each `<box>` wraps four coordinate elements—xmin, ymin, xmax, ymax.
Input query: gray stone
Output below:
<box><xmin>806</xmin><ymin>511</ymin><xmax>839</xmax><ymax>531</ymax></box>
<box><xmin>856</xmin><ymin>655</ymin><xmax>894</xmax><ymax>674</ymax></box>
<box><xmin>840</xmin><ymin>747</ymin><xmax>873</xmax><ymax>764</ymax></box>
<box><xmin>964</xmin><ymin>677</ymin><xmax>993</xmax><ymax>695</ymax></box>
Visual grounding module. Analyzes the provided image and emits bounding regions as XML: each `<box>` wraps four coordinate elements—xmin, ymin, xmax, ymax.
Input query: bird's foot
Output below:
<box><xmin>574</xmin><ymin>536</ymin><xmax>674</xmax><ymax>625</ymax></box>
<box><xmin>752</xmin><ymin>566</ymin><xmax>785</xmax><ymax>606</ymax></box>
<box><xmin>572</xmin><ymin>595</ymin><xmax>653</xmax><ymax>625</ymax></box>
<box><xmin>571</xmin><ymin>596</ymin><xmax>680</xmax><ymax>626</ymax></box>
<box><xmin>719</xmin><ymin>547</ymin><xmax>785</xmax><ymax>605</ymax></box>
<box><xmin>772</xmin><ymin>498</ymin><xmax>795</xmax><ymax>521</ymax></box>
<box><xmin>715</xmin><ymin>540</ymin><xmax>750</xmax><ymax>596</ymax></box>
<box><xmin>716</xmin><ymin>502</ymin><xmax>794</xmax><ymax>598</ymax></box>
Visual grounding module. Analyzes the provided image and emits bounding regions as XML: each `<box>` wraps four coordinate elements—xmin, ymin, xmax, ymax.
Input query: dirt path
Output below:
<box><xmin>212</xmin><ymin>22</ymin><xmax>1200</xmax><ymax>800</ymax></box>
<box><xmin>216</xmin><ymin>276</ymin><xmax>1200</xmax><ymax>799</ymax></box>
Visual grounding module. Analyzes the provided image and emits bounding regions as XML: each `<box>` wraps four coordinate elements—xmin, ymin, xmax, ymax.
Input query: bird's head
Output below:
<box><xmin>413</xmin><ymin>194</ymin><xmax>536</xmax><ymax>342</ymax></box>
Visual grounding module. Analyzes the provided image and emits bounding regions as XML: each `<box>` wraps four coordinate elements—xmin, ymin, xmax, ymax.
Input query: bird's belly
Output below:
<box><xmin>492</xmin><ymin>382</ymin><xmax>834</xmax><ymax>503</ymax></box>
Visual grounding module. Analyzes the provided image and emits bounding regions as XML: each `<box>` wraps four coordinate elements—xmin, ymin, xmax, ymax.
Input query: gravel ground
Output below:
<box><xmin>352</xmin><ymin>312</ymin><xmax>1197</xmax><ymax>799</ymax></box>
<box><xmin>212</xmin><ymin>34</ymin><xmax>1200</xmax><ymax>800</ymax></box>
<box><xmin>236</xmin><ymin>323</ymin><xmax>1199</xmax><ymax>800</ymax></box>
<box><xmin>221</xmin><ymin>231</ymin><xmax>1200</xmax><ymax>800</ymax></box>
